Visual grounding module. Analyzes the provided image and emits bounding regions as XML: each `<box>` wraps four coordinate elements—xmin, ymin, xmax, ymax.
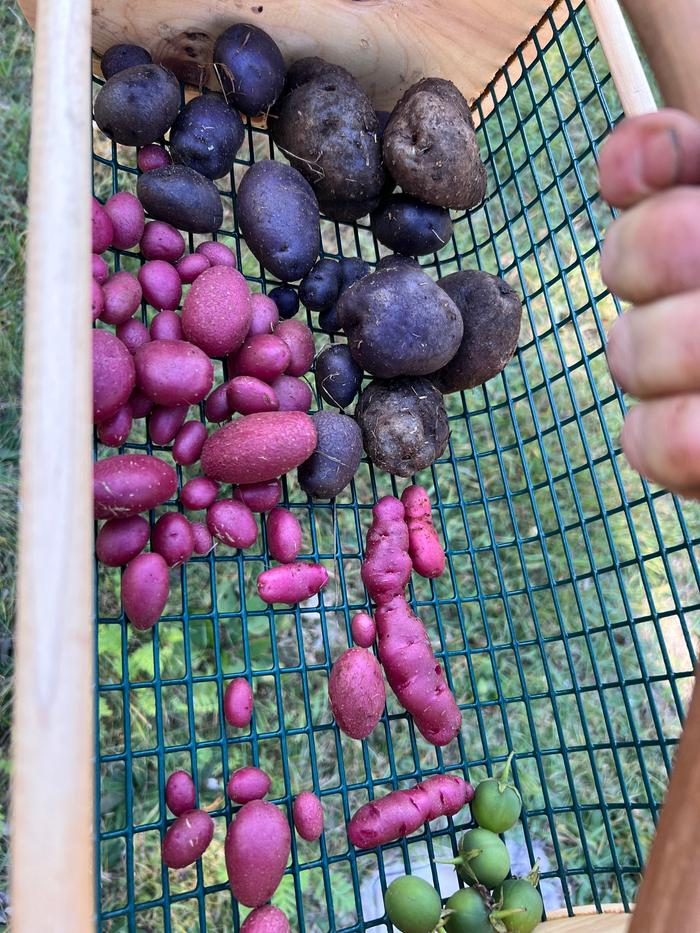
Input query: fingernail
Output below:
<box><xmin>620</xmin><ymin>405</ymin><xmax>644</xmax><ymax>474</ymax></box>
<box><xmin>606</xmin><ymin>315</ymin><xmax>632</xmax><ymax>393</ymax></box>
<box><xmin>600</xmin><ymin>221</ymin><xmax>620</xmax><ymax>286</ymax></box>
<box><xmin>640</xmin><ymin>128</ymin><xmax>681</xmax><ymax>190</ymax></box>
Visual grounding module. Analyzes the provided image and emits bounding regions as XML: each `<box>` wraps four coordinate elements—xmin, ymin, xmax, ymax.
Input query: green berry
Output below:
<box><xmin>445</xmin><ymin>887</ymin><xmax>492</xmax><ymax>933</ymax></box>
<box><xmin>492</xmin><ymin>878</ymin><xmax>543</xmax><ymax>933</ymax></box>
<box><xmin>384</xmin><ymin>875</ymin><xmax>442</xmax><ymax>933</ymax></box>
<box><xmin>457</xmin><ymin>828</ymin><xmax>510</xmax><ymax>889</ymax></box>
<box><xmin>471</xmin><ymin>779</ymin><xmax>522</xmax><ymax>834</ymax></box>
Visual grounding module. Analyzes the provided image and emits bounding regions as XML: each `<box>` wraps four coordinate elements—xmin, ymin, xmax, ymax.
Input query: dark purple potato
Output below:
<box><xmin>318</xmin><ymin>304</ymin><xmax>341</xmax><ymax>335</ymax></box>
<box><xmin>268</xmin><ymin>285</ymin><xmax>299</xmax><ymax>320</ymax></box>
<box><xmin>137</xmin><ymin>165</ymin><xmax>223</xmax><ymax>234</ymax></box>
<box><xmin>297</xmin><ymin>411</ymin><xmax>362</xmax><ymax>499</ymax></box>
<box><xmin>94</xmin><ymin>64</ymin><xmax>180</xmax><ymax>147</ymax></box>
<box><xmin>101</xmin><ymin>43</ymin><xmax>152</xmax><ymax>80</ymax></box>
<box><xmin>371</xmin><ymin>194</ymin><xmax>453</xmax><ymax>256</ymax></box>
<box><xmin>339</xmin><ymin>257</ymin><xmax>371</xmax><ymax>291</ymax></box>
<box><xmin>214</xmin><ymin>23</ymin><xmax>285</xmax><ymax>116</ymax></box>
<box><xmin>170</xmin><ymin>93</ymin><xmax>245</xmax><ymax>180</ymax></box>
<box><xmin>299</xmin><ymin>258</ymin><xmax>341</xmax><ymax>312</ymax></box>
<box><xmin>314</xmin><ymin>344</ymin><xmax>363</xmax><ymax>408</ymax></box>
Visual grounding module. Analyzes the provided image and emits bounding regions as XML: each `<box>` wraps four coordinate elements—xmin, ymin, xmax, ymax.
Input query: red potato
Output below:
<box><xmin>201</xmin><ymin>411</ymin><xmax>317</xmax><ymax>484</ymax></box>
<box><xmin>204</xmin><ymin>383</ymin><xmax>233</xmax><ymax>423</ymax></box>
<box><xmin>224</xmin><ymin>678</ymin><xmax>254</xmax><ymax>728</ymax></box>
<box><xmin>94</xmin><ymin>453</ymin><xmax>177</xmax><ymax>519</ymax></box>
<box><xmin>135</xmin><ymin>339</ymin><xmax>214</xmax><ymax>406</ymax></box>
<box><xmin>274</xmin><ymin>319</ymin><xmax>314</xmax><ymax>376</ymax></box>
<box><xmin>101</xmin><ymin>270</ymin><xmax>142</xmax><ymax>325</ymax></box>
<box><xmin>270</xmin><ymin>374</ymin><xmax>313</xmax><ymax>412</ymax></box>
<box><xmin>182</xmin><ymin>266</ymin><xmax>252</xmax><ymax>358</ymax></box>
<box><xmin>266</xmin><ymin>508</ymin><xmax>303</xmax><ymax>564</ymax></box>
<box><xmin>92</xmin><ymin>197</ymin><xmax>113</xmax><ymax>253</ymax></box>
<box><xmin>92</xmin><ymin>280</ymin><xmax>104</xmax><ymax>321</ymax></box>
<box><xmin>104</xmin><ymin>191</ymin><xmax>145</xmax><ymax>250</ymax></box>
<box><xmin>166</xmin><ymin>770</ymin><xmax>196</xmax><ymax>817</ymax></box>
<box><xmin>140</xmin><ymin>220</ymin><xmax>185</xmax><ymax>262</ymax></box>
<box><xmin>117</xmin><ymin>318</ymin><xmax>151</xmax><ymax>354</ymax></box>
<box><xmin>162</xmin><ymin>809</ymin><xmax>214</xmax><ymax>869</ymax></box>
<box><xmin>150</xmin><ymin>309</ymin><xmax>183</xmax><ymax>341</ymax></box>
<box><xmin>401</xmin><ymin>485</ymin><xmax>446</xmax><ymax>578</ymax></box>
<box><xmin>247</xmin><ymin>293</ymin><xmax>279</xmax><ymax>336</ymax></box>
<box><xmin>93</xmin><ymin>329</ymin><xmax>135</xmax><ymax>423</ymax></box>
<box><xmin>241</xmin><ymin>906</ymin><xmax>290</xmax><ymax>933</ymax></box>
<box><xmin>122</xmin><ymin>552</ymin><xmax>170</xmax><ymax>629</ymax></box>
<box><xmin>328</xmin><ymin>648</ymin><xmax>385</xmax><ymax>739</ymax></box>
<box><xmin>176</xmin><ymin>252</ymin><xmax>210</xmax><ymax>284</ymax></box>
<box><xmin>347</xmin><ymin>774</ymin><xmax>474</xmax><ymax>849</ymax></box>
<box><xmin>148</xmin><ymin>404</ymin><xmax>188</xmax><ymax>445</ymax></box>
<box><xmin>137</xmin><ymin>144</ymin><xmax>171</xmax><ymax>173</ymax></box>
<box><xmin>191</xmin><ymin>521</ymin><xmax>214</xmax><ymax>555</ymax></box>
<box><xmin>231</xmin><ymin>334</ymin><xmax>291</xmax><ymax>382</ymax></box>
<box><xmin>225</xmin><ymin>800</ymin><xmax>291</xmax><ymax>908</ymax></box>
<box><xmin>173</xmin><ymin>420</ymin><xmax>208</xmax><ymax>466</ymax></box>
<box><xmin>96</xmin><ymin>515</ymin><xmax>150</xmax><ymax>567</ymax></box>
<box><xmin>139</xmin><ymin>260</ymin><xmax>182</xmax><ymax>311</ymax></box>
<box><xmin>227</xmin><ymin>376</ymin><xmax>279</xmax><ymax>415</ymax></box>
<box><xmin>207</xmin><ymin>499</ymin><xmax>258</xmax><ymax>549</ymax></box>
<box><xmin>97</xmin><ymin>404</ymin><xmax>133</xmax><ymax>447</ymax></box>
<box><xmin>292</xmin><ymin>792</ymin><xmax>324</xmax><ymax>842</ymax></box>
<box><xmin>361</xmin><ymin>496</ymin><xmax>412</xmax><ymax>603</ymax></box>
<box><xmin>226</xmin><ymin>766</ymin><xmax>271</xmax><ymax>804</ymax></box>
<box><xmin>92</xmin><ymin>253</ymin><xmax>109</xmax><ymax>284</ymax></box>
<box><xmin>233</xmin><ymin>479</ymin><xmax>281</xmax><ymax>513</ymax></box>
<box><xmin>128</xmin><ymin>388</ymin><xmax>154</xmax><ymax>419</ymax></box>
<box><xmin>196</xmin><ymin>239</ymin><xmax>236</xmax><ymax>268</ymax></box>
<box><xmin>350</xmin><ymin>612</ymin><xmax>376</xmax><ymax>649</ymax></box>
<box><xmin>180</xmin><ymin>476</ymin><xmax>219</xmax><ymax>511</ymax></box>
<box><xmin>152</xmin><ymin>512</ymin><xmax>194</xmax><ymax>566</ymax></box>
<box><xmin>257</xmin><ymin>563</ymin><xmax>328</xmax><ymax>605</ymax></box>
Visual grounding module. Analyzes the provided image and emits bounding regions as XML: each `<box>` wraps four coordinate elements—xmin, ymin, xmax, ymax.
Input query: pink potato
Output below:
<box><xmin>201</xmin><ymin>412</ymin><xmax>317</xmax><ymax>484</ymax></box>
<box><xmin>93</xmin><ymin>329</ymin><xmax>135</xmax><ymax>423</ymax></box>
<box><xmin>401</xmin><ymin>485</ymin><xmax>446</xmax><ymax>579</ymax></box>
<box><xmin>227</xmin><ymin>376</ymin><xmax>279</xmax><ymax>415</ymax></box>
<box><xmin>137</xmin><ymin>143</ymin><xmax>171</xmax><ymax>173</ymax></box>
<box><xmin>274</xmin><ymin>319</ymin><xmax>315</xmax><ymax>376</ymax></box>
<box><xmin>241</xmin><ymin>906</ymin><xmax>290</xmax><ymax>933</ymax></box>
<box><xmin>270</xmin><ymin>375</ymin><xmax>313</xmax><ymax>412</ymax></box>
<box><xmin>247</xmin><ymin>293</ymin><xmax>279</xmax><ymax>336</ymax></box>
<box><xmin>140</xmin><ymin>220</ymin><xmax>185</xmax><ymax>262</ymax></box>
<box><xmin>92</xmin><ymin>280</ymin><xmax>104</xmax><ymax>321</ymax></box>
<box><xmin>92</xmin><ymin>197</ymin><xmax>113</xmax><ymax>253</ymax></box>
<box><xmin>139</xmin><ymin>260</ymin><xmax>182</xmax><ymax>311</ymax></box>
<box><xmin>166</xmin><ymin>770</ymin><xmax>196</xmax><ymax>817</ymax></box>
<box><xmin>101</xmin><ymin>270</ymin><xmax>142</xmax><ymax>325</ymax></box>
<box><xmin>122</xmin><ymin>552</ymin><xmax>170</xmax><ymax>629</ymax></box>
<box><xmin>350</xmin><ymin>612</ymin><xmax>376</xmax><ymax>648</ymax></box>
<box><xmin>150</xmin><ymin>309</ymin><xmax>183</xmax><ymax>341</ymax></box>
<box><xmin>257</xmin><ymin>563</ymin><xmax>328</xmax><ymax>605</ymax></box>
<box><xmin>97</xmin><ymin>404</ymin><xmax>133</xmax><ymax>447</ymax></box>
<box><xmin>204</xmin><ymin>384</ymin><xmax>233</xmax><ymax>423</ymax></box>
<box><xmin>328</xmin><ymin>648</ymin><xmax>385</xmax><ymax>740</ymax></box>
<box><xmin>104</xmin><ymin>191</ymin><xmax>145</xmax><ymax>250</ymax></box>
<box><xmin>233</xmin><ymin>479</ymin><xmax>281</xmax><ymax>513</ymax></box>
<box><xmin>225</xmin><ymin>800</ymin><xmax>291</xmax><ymax>908</ymax></box>
<box><xmin>226</xmin><ymin>766</ymin><xmax>271</xmax><ymax>804</ymax></box>
<box><xmin>129</xmin><ymin>388</ymin><xmax>154</xmax><ymax>419</ymax></box>
<box><xmin>191</xmin><ymin>521</ymin><xmax>214</xmax><ymax>555</ymax></box>
<box><xmin>162</xmin><ymin>809</ymin><xmax>214</xmax><ymax>869</ymax></box>
<box><xmin>292</xmin><ymin>792</ymin><xmax>324</xmax><ymax>842</ymax></box>
<box><xmin>92</xmin><ymin>253</ymin><xmax>109</xmax><ymax>284</ymax></box>
<box><xmin>173</xmin><ymin>420</ymin><xmax>208</xmax><ymax>466</ymax></box>
<box><xmin>180</xmin><ymin>476</ymin><xmax>219</xmax><ymax>511</ymax></box>
<box><xmin>96</xmin><ymin>515</ymin><xmax>150</xmax><ymax>567</ymax></box>
<box><xmin>148</xmin><ymin>404</ymin><xmax>188</xmax><ymax>445</ymax></box>
<box><xmin>266</xmin><ymin>508</ymin><xmax>303</xmax><ymax>564</ymax></box>
<box><xmin>176</xmin><ymin>252</ymin><xmax>210</xmax><ymax>284</ymax></box>
<box><xmin>94</xmin><ymin>453</ymin><xmax>177</xmax><ymax>519</ymax></box>
<box><xmin>223</xmin><ymin>678</ymin><xmax>254</xmax><ymax>728</ymax></box>
<box><xmin>182</xmin><ymin>266</ymin><xmax>252</xmax><ymax>358</ymax></box>
<box><xmin>117</xmin><ymin>318</ymin><xmax>151</xmax><ymax>354</ymax></box>
<box><xmin>152</xmin><ymin>512</ymin><xmax>194</xmax><ymax>566</ymax></box>
<box><xmin>207</xmin><ymin>499</ymin><xmax>258</xmax><ymax>549</ymax></box>
<box><xmin>135</xmin><ymin>339</ymin><xmax>213</xmax><ymax>406</ymax></box>
<box><xmin>230</xmin><ymin>334</ymin><xmax>290</xmax><ymax>382</ymax></box>
<box><xmin>196</xmin><ymin>239</ymin><xmax>236</xmax><ymax>268</ymax></box>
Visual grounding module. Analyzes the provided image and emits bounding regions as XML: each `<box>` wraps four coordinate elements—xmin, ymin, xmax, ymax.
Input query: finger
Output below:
<box><xmin>598</xmin><ymin>109</ymin><xmax>700</xmax><ymax>209</ymax></box>
<box><xmin>621</xmin><ymin>395</ymin><xmax>700</xmax><ymax>494</ymax></box>
<box><xmin>600</xmin><ymin>187</ymin><xmax>700</xmax><ymax>303</ymax></box>
<box><xmin>606</xmin><ymin>289</ymin><xmax>700</xmax><ymax>398</ymax></box>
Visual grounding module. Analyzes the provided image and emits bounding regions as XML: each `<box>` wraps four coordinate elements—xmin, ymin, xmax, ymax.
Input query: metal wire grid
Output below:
<box><xmin>93</xmin><ymin>2</ymin><xmax>699</xmax><ymax>930</ymax></box>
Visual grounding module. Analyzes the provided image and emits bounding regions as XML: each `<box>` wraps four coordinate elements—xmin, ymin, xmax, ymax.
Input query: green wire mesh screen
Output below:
<box><xmin>93</xmin><ymin>1</ymin><xmax>699</xmax><ymax>929</ymax></box>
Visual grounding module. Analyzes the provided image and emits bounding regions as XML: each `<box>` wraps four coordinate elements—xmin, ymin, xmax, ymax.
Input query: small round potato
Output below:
<box><xmin>371</xmin><ymin>193</ymin><xmax>453</xmax><ymax>256</ymax></box>
<box><xmin>299</xmin><ymin>258</ymin><xmax>341</xmax><ymax>312</ymax></box>
<box><xmin>137</xmin><ymin>143</ymin><xmax>171</xmax><ymax>173</ymax></box>
<box><xmin>270</xmin><ymin>375</ymin><xmax>312</xmax><ymax>412</ymax></box>
<box><xmin>166</xmin><ymin>770</ymin><xmax>196</xmax><ymax>817</ymax></box>
<box><xmin>117</xmin><ymin>318</ymin><xmax>150</xmax><ymax>354</ymax></box>
<box><xmin>148</xmin><ymin>404</ymin><xmax>188</xmax><ymax>445</ymax></box>
<box><xmin>96</xmin><ymin>515</ymin><xmax>150</xmax><ymax>567</ymax></box>
<box><xmin>104</xmin><ymin>191</ymin><xmax>145</xmax><ymax>250</ymax></box>
<box><xmin>214</xmin><ymin>23</ymin><xmax>285</xmax><ymax>116</ymax></box>
<box><xmin>101</xmin><ymin>43</ymin><xmax>152</xmax><ymax>80</ymax></box>
<box><xmin>170</xmin><ymin>93</ymin><xmax>244</xmax><ymax>179</ymax></box>
<box><xmin>101</xmin><ymin>271</ymin><xmax>142</xmax><ymax>326</ymax></box>
<box><xmin>162</xmin><ymin>809</ymin><xmax>214</xmax><ymax>868</ymax></box>
<box><xmin>135</xmin><ymin>339</ymin><xmax>214</xmax><ymax>406</ymax></box>
<box><xmin>94</xmin><ymin>64</ymin><xmax>180</xmax><ymax>147</ymax></box>
<box><xmin>151</xmin><ymin>512</ymin><xmax>194</xmax><ymax>566</ymax></box>
<box><xmin>297</xmin><ymin>411</ymin><xmax>363</xmax><ymax>499</ymax></box>
<box><xmin>122</xmin><ymin>552</ymin><xmax>170</xmax><ymax>630</ymax></box>
<box><xmin>150</xmin><ymin>310</ymin><xmax>183</xmax><ymax>342</ymax></box>
<box><xmin>314</xmin><ymin>344</ymin><xmax>363</xmax><ymax>409</ymax></box>
<box><xmin>140</xmin><ymin>221</ymin><xmax>186</xmax><ymax>262</ymax></box>
<box><xmin>180</xmin><ymin>476</ymin><xmax>220</xmax><ymax>511</ymax></box>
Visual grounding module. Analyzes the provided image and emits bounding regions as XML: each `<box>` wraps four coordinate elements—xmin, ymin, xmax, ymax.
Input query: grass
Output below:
<box><xmin>3</xmin><ymin>1</ymin><xmax>700</xmax><ymax>931</ymax></box>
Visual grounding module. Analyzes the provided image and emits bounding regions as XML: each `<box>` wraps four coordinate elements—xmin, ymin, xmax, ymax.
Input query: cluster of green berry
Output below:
<box><xmin>383</xmin><ymin>755</ymin><xmax>544</xmax><ymax>933</ymax></box>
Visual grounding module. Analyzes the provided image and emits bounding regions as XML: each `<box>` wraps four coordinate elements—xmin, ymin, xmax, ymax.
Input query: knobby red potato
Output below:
<box><xmin>401</xmin><ymin>485</ymin><xmax>446</xmax><ymax>578</ymax></box>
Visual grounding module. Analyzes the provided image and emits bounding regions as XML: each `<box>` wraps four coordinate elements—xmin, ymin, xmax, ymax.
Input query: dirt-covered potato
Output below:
<box><xmin>383</xmin><ymin>78</ymin><xmax>486</xmax><ymax>210</ymax></box>
<box><xmin>432</xmin><ymin>270</ymin><xmax>522</xmax><ymax>392</ymax></box>
<box><xmin>299</xmin><ymin>258</ymin><xmax>341</xmax><ymax>312</ymax></box>
<box><xmin>297</xmin><ymin>411</ymin><xmax>363</xmax><ymax>498</ymax></box>
<box><xmin>315</xmin><ymin>344</ymin><xmax>363</xmax><ymax>409</ymax></box>
<box><xmin>137</xmin><ymin>165</ymin><xmax>223</xmax><ymax>233</ymax></box>
<box><xmin>170</xmin><ymin>94</ymin><xmax>244</xmax><ymax>179</ymax></box>
<box><xmin>355</xmin><ymin>377</ymin><xmax>449</xmax><ymax>476</ymax></box>
<box><xmin>100</xmin><ymin>43</ymin><xmax>152</xmax><ymax>80</ymax></box>
<box><xmin>270</xmin><ymin>58</ymin><xmax>385</xmax><ymax>221</ymax></box>
<box><xmin>94</xmin><ymin>64</ymin><xmax>180</xmax><ymax>147</ymax></box>
<box><xmin>214</xmin><ymin>23</ymin><xmax>285</xmax><ymax>116</ymax></box>
<box><xmin>237</xmin><ymin>160</ymin><xmax>320</xmax><ymax>281</ymax></box>
<box><xmin>371</xmin><ymin>194</ymin><xmax>453</xmax><ymax>256</ymax></box>
<box><xmin>337</xmin><ymin>264</ymin><xmax>463</xmax><ymax>378</ymax></box>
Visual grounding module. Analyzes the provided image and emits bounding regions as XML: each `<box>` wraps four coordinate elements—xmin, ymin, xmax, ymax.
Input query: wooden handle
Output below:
<box><xmin>10</xmin><ymin>0</ymin><xmax>95</xmax><ymax>930</ymax></box>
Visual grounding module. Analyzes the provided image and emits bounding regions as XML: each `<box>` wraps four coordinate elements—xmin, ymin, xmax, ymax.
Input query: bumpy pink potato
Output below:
<box><xmin>241</xmin><ymin>906</ymin><xmax>290</xmax><ymax>933</ymax></box>
<box><xmin>97</xmin><ymin>404</ymin><xmax>133</xmax><ymax>447</ymax></box>
<box><xmin>224</xmin><ymin>678</ymin><xmax>254</xmax><ymax>728</ymax></box>
<box><xmin>207</xmin><ymin>499</ymin><xmax>258</xmax><ymax>548</ymax></box>
<box><xmin>128</xmin><ymin>388</ymin><xmax>153</xmax><ymax>419</ymax></box>
<box><xmin>182</xmin><ymin>266</ymin><xmax>252</xmax><ymax>358</ymax></box>
<box><xmin>274</xmin><ymin>319</ymin><xmax>314</xmax><ymax>376</ymax></box>
<box><xmin>231</xmin><ymin>334</ymin><xmax>291</xmax><ymax>382</ymax></box>
<box><xmin>233</xmin><ymin>479</ymin><xmax>281</xmax><ymax>513</ymax></box>
<box><xmin>101</xmin><ymin>271</ymin><xmax>142</xmax><ymax>325</ymax></box>
<box><xmin>204</xmin><ymin>384</ymin><xmax>233</xmax><ymax>423</ymax></box>
<box><xmin>266</xmin><ymin>508</ymin><xmax>303</xmax><ymax>564</ymax></box>
<box><xmin>92</xmin><ymin>279</ymin><xmax>104</xmax><ymax>321</ymax></box>
<box><xmin>148</xmin><ymin>404</ymin><xmax>188</xmax><ymax>445</ymax></box>
<box><xmin>122</xmin><ymin>552</ymin><xmax>170</xmax><ymax>629</ymax></box>
<box><xmin>257</xmin><ymin>563</ymin><xmax>328</xmax><ymax>605</ymax></box>
<box><xmin>92</xmin><ymin>197</ymin><xmax>113</xmax><ymax>253</ymax></box>
<box><xmin>140</xmin><ymin>220</ymin><xmax>185</xmax><ymax>262</ymax></box>
<box><xmin>292</xmin><ymin>791</ymin><xmax>324</xmax><ymax>842</ymax></box>
<box><xmin>196</xmin><ymin>239</ymin><xmax>236</xmax><ymax>268</ymax></box>
<box><xmin>226</xmin><ymin>766</ymin><xmax>271</xmax><ymax>803</ymax></box>
<box><xmin>173</xmin><ymin>420</ymin><xmax>208</xmax><ymax>466</ymax></box>
<box><xmin>166</xmin><ymin>770</ymin><xmax>196</xmax><ymax>816</ymax></box>
<box><xmin>401</xmin><ymin>485</ymin><xmax>446</xmax><ymax>578</ymax></box>
<box><xmin>150</xmin><ymin>309</ymin><xmax>183</xmax><ymax>341</ymax></box>
<box><xmin>180</xmin><ymin>476</ymin><xmax>219</xmax><ymax>511</ymax></box>
<box><xmin>139</xmin><ymin>260</ymin><xmax>182</xmax><ymax>311</ymax></box>
<box><xmin>135</xmin><ymin>339</ymin><xmax>213</xmax><ymax>406</ymax></box>
<box><xmin>227</xmin><ymin>376</ymin><xmax>279</xmax><ymax>415</ymax></box>
<box><xmin>93</xmin><ymin>329</ymin><xmax>135</xmax><ymax>423</ymax></box>
<box><xmin>104</xmin><ymin>191</ymin><xmax>145</xmax><ymax>250</ymax></box>
<box><xmin>137</xmin><ymin>144</ymin><xmax>171</xmax><ymax>173</ymax></box>
<box><xmin>92</xmin><ymin>253</ymin><xmax>109</xmax><ymax>284</ymax></box>
<box><xmin>117</xmin><ymin>318</ymin><xmax>151</xmax><ymax>354</ymax></box>
<box><xmin>176</xmin><ymin>252</ymin><xmax>210</xmax><ymax>284</ymax></box>
<box><xmin>350</xmin><ymin>612</ymin><xmax>376</xmax><ymax>648</ymax></box>
<box><xmin>151</xmin><ymin>512</ymin><xmax>194</xmax><ymax>566</ymax></box>
<box><xmin>247</xmin><ymin>293</ymin><xmax>279</xmax><ymax>336</ymax></box>
<box><xmin>162</xmin><ymin>809</ymin><xmax>214</xmax><ymax>868</ymax></box>
<box><xmin>225</xmin><ymin>800</ymin><xmax>290</xmax><ymax>907</ymax></box>
<box><xmin>328</xmin><ymin>648</ymin><xmax>385</xmax><ymax>739</ymax></box>
<box><xmin>96</xmin><ymin>515</ymin><xmax>150</xmax><ymax>567</ymax></box>
<box><xmin>93</xmin><ymin>454</ymin><xmax>177</xmax><ymax>519</ymax></box>
<box><xmin>270</xmin><ymin>375</ymin><xmax>313</xmax><ymax>412</ymax></box>
<box><xmin>191</xmin><ymin>521</ymin><xmax>214</xmax><ymax>555</ymax></box>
